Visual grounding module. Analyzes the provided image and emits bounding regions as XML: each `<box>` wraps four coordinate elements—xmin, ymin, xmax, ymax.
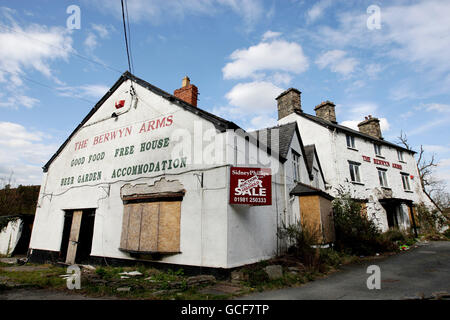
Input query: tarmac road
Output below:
<box><xmin>238</xmin><ymin>241</ymin><xmax>450</xmax><ymax>300</ymax></box>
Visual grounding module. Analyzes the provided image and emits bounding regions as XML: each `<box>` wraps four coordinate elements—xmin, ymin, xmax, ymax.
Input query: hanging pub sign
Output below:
<box><xmin>229</xmin><ymin>167</ymin><xmax>272</xmax><ymax>206</ymax></box>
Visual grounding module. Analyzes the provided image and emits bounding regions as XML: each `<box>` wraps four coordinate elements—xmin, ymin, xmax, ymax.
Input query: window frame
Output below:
<box><xmin>397</xmin><ymin>150</ymin><xmax>405</xmax><ymax>162</ymax></box>
<box><xmin>346</xmin><ymin>134</ymin><xmax>356</xmax><ymax>149</ymax></box>
<box><xmin>292</xmin><ymin>149</ymin><xmax>301</xmax><ymax>182</ymax></box>
<box><xmin>377</xmin><ymin>168</ymin><xmax>389</xmax><ymax>188</ymax></box>
<box><xmin>374</xmin><ymin>143</ymin><xmax>382</xmax><ymax>157</ymax></box>
<box><xmin>401</xmin><ymin>173</ymin><xmax>411</xmax><ymax>191</ymax></box>
<box><xmin>348</xmin><ymin>161</ymin><xmax>362</xmax><ymax>183</ymax></box>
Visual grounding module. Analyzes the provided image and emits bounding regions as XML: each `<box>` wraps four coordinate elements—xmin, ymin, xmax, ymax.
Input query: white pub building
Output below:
<box><xmin>27</xmin><ymin>72</ymin><xmax>436</xmax><ymax>269</ymax></box>
<box><xmin>277</xmin><ymin>88</ymin><xmax>436</xmax><ymax>233</ymax></box>
<box><xmin>28</xmin><ymin>72</ymin><xmax>331</xmax><ymax>268</ymax></box>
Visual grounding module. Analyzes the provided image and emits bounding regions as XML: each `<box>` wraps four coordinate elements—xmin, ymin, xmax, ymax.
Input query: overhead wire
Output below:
<box><xmin>120</xmin><ymin>0</ymin><xmax>133</xmax><ymax>74</ymax></box>
<box><xmin>124</xmin><ymin>0</ymin><xmax>135</xmax><ymax>73</ymax></box>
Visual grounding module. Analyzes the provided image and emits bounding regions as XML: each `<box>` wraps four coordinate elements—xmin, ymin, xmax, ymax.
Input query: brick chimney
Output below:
<box><xmin>276</xmin><ymin>88</ymin><xmax>302</xmax><ymax>120</ymax></box>
<box><xmin>357</xmin><ymin>115</ymin><xmax>382</xmax><ymax>139</ymax></box>
<box><xmin>174</xmin><ymin>76</ymin><xmax>198</xmax><ymax>107</ymax></box>
<box><xmin>314</xmin><ymin>100</ymin><xmax>336</xmax><ymax>123</ymax></box>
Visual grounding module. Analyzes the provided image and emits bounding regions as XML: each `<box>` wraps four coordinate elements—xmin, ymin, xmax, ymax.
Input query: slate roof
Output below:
<box><xmin>304</xmin><ymin>145</ymin><xmax>315</xmax><ymax>174</ymax></box>
<box><xmin>290</xmin><ymin>182</ymin><xmax>334</xmax><ymax>200</ymax></box>
<box><xmin>297</xmin><ymin>111</ymin><xmax>415</xmax><ymax>154</ymax></box>
<box><xmin>303</xmin><ymin>144</ymin><xmax>327</xmax><ymax>186</ymax></box>
<box><xmin>249</xmin><ymin>122</ymin><xmax>297</xmax><ymax>161</ymax></box>
<box><xmin>43</xmin><ymin>71</ymin><xmax>241</xmax><ymax>172</ymax></box>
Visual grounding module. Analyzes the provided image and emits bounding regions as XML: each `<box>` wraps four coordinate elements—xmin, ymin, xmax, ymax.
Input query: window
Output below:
<box><xmin>346</xmin><ymin>134</ymin><xmax>356</xmax><ymax>149</ymax></box>
<box><xmin>374</xmin><ymin>144</ymin><xmax>382</xmax><ymax>156</ymax></box>
<box><xmin>120</xmin><ymin>200</ymin><xmax>182</xmax><ymax>254</ymax></box>
<box><xmin>378</xmin><ymin>169</ymin><xmax>388</xmax><ymax>187</ymax></box>
<box><xmin>313</xmin><ymin>168</ymin><xmax>320</xmax><ymax>188</ymax></box>
<box><xmin>292</xmin><ymin>150</ymin><xmax>301</xmax><ymax>182</ymax></box>
<box><xmin>349</xmin><ymin>162</ymin><xmax>361</xmax><ymax>183</ymax></box>
<box><xmin>401</xmin><ymin>173</ymin><xmax>411</xmax><ymax>191</ymax></box>
<box><xmin>397</xmin><ymin>150</ymin><xmax>404</xmax><ymax>162</ymax></box>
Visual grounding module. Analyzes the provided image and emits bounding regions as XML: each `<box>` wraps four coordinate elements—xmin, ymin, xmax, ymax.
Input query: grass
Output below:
<box><xmin>0</xmin><ymin>245</ymin><xmax>413</xmax><ymax>299</ymax></box>
<box><xmin>0</xmin><ymin>264</ymin><xmax>66</xmax><ymax>290</ymax></box>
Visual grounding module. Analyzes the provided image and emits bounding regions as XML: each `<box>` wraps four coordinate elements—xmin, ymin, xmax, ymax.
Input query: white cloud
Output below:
<box><xmin>0</xmin><ymin>122</ymin><xmax>59</xmax><ymax>186</ymax></box>
<box><xmin>262</xmin><ymin>30</ymin><xmax>281</xmax><ymax>41</ymax></box>
<box><xmin>307</xmin><ymin>0</ymin><xmax>332</xmax><ymax>23</ymax></box>
<box><xmin>339</xmin><ymin>102</ymin><xmax>390</xmax><ymax>133</ymax></box>
<box><xmin>91</xmin><ymin>24</ymin><xmax>111</xmax><ymax>38</ymax></box>
<box><xmin>225</xmin><ymin>81</ymin><xmax>284</xmax><ymax>112</ymax></box>
<box><xmin>0</xmin><ymin>94</ymin><xmax>39</xmax><ymax>109</ymax></box>
<box><xmin>423</xmin><ymin>145</ymin><xmax>450</xmax><ymax>154</ymax></box>
<box><xmin>0</xmin><ymin>22</ymin><xmax>72</xmax><ymax>82</ymax></box>
<box><xmin>56</xmin><ymin>84</ymin><xmax>109</xmax><ymax>101</ymax></box>
<box><xmin>89</xmin><ymin>0</ymin><xmax>264</xmax><ymax>27</ymax></box>
<box><xmin>340</xmin><ymin>117</ymin><xmax>390</xmax><ymax>132</ymax></box>
<box><xmin>408</xmin><ymin>116</ymin><xmax>450</xmax><ymax>136</ymax></box>
<box><xmin>223</xmin><ymin>40</ymin><xmax>309</xmax><ymax>80</ymax></box>
<box><xmin>0</xmin><ymin>10</ymin><xmax>73</xmax><ymax>108</ymax></box>
<box><xmin>424</xmin><ymin>103</ymin><xmax>450</xmax><ymax>113</ymax></box>
<box><xmin>315</xmin><ymin>50</ymin><xmax>358</xmax><ymax>76</ymax></box>
<box><xmin>311</xmin><ymin>1</ymin><xmax>450</xmax><ymax>76</ymax></box>
<box><xmin>84</xmin><ymin>24</ymin><xmax>114</xmax><ymax>53</ymax></box>
<box><xmin>246</xmin><ymin>114</ymin><xmax>277</xmax><ymax>131</ymax></box>
<box><xmin>84</xmin><ymin>33</ymin><xmax>98</xmax><ymax>51</ymax></box>
<box><xmin>366</xmin><ymin>63</ymin><xmax>384</xmax><ymax>78</ymax></box>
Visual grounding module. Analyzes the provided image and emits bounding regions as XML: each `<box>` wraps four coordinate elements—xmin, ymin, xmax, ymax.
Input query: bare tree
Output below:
<box><xmin>398</xmin><ymin>131</ymin><xmax>449</xmax><ymax>209</ymax></box>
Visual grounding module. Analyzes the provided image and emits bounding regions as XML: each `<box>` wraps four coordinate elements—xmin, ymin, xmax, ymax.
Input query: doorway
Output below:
<box><xmin>382</xmin><ymin>202</ymin><xmax>399</xmax><ymax>229</ymax></box>
<box><xmin>60</xmin><ymin>209</ymin><xmax>96</xmax><ymax>264</ymax></box>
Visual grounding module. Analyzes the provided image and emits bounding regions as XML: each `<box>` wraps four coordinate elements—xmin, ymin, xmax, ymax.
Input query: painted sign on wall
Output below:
<box><xmin>229</xmin><ymin>167</ymin><xmax>272</xmax><ymax>206</ymax></box>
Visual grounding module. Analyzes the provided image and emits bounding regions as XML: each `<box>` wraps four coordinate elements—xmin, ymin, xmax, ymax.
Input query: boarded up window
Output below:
<box><xmin>120</xmin><ymin>200</ymin><xmax>181</xmax><ymax>254</ymax></box>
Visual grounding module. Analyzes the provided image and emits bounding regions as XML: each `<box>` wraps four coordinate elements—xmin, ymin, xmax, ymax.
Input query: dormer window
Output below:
<box><xmin>346</xmin><ymin>134</ymin><xmax>356</xmax><ymax>149</ymax></box>
<box><xmin>374</xmin><ymin>144</ymin><xmax>382</xmax><ymax>157</ymax></box>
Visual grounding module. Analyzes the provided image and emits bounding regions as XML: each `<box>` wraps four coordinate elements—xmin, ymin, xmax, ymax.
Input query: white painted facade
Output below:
<box><xmin>29</xmin><ymin>75</ymin><xmax>321</xmax><ymax>268</ymax></box>
<box><xmin>279</xmin><ymin>111</ymin><xmax>435</xmax><ymax>232</ymax></box>
<box><xmin>0</xmin><ymin>218</ymin><xmax>23</xmax><ymax>256</ymax></box>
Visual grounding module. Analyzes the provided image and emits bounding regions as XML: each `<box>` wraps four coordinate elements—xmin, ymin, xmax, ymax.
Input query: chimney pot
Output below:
<box><xmin>182</xmin><ymin>76</ymin><xmax>190</xmax><ymax>88</ymax></box>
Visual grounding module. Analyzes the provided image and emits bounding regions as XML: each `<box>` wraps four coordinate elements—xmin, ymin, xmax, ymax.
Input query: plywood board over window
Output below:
<box><xmin>119</xmin><ymin>179</ymin><xmax>184</xmax><ymax>255</ymax></box>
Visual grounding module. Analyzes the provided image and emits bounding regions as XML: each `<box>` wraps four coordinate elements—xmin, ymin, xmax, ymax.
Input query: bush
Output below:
<box><xmin>416</xmin><ymin>203</ymin><xmax>447</xmax><ymax>235</ymax></box>
<box><xmin>444</xmin><ymin>228</ymin><xmax>450</xmax><ymax>240</ymax></box>
<box><xmin>382</xmin><ymin>229</ymin><xmax>406</xmax><ymax>243</ymax></box>
<box><xmin>332</xmin><ymin>192</ymin><xmax>388</xmax><ymax>255</ymax></box>
<box><xmin>277</xmin><ymin>220</ymin><xmax>322</xmax><ymax>269</ymax></box>
<box><xmin>319</xmin><ymin>248</ymin><xmax>342</xmax><ymax>268</ymax></box>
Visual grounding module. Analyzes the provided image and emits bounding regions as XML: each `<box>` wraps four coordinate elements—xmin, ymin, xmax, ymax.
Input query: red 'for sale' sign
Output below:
<box><xmin>229</xmin><ymin>167</ymin><xmax>272</xmax><ymax>206</ymax></box>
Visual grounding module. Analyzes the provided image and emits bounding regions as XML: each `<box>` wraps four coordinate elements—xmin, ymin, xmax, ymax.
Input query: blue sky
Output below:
<box><xmin>0</xmin><ymin>0</ymin><xmax>449</xmax><ymax>191</ymax></box>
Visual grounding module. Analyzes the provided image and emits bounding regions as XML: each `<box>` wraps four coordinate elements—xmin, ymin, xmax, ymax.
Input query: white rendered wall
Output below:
<box><xmin>0</xmin><ymin>219</ymin><xmax>23</xmax><ymax>256</ymax></box>
<box><xmin>279</xmin><ymin>113</ymin><xmax>434</xmax><ymax>232</ymax></box>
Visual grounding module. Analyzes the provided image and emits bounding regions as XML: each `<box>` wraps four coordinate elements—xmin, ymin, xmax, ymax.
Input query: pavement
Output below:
<box><xmin>238</xmin><ymin>241</ymin><xmax>450</xmax><ymax>300</ymax></box>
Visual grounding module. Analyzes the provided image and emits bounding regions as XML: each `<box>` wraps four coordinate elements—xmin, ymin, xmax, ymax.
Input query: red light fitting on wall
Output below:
<box><xmin>115</xmin><ymin>100</ymin><xmax>125</xmax><ymax>109</ymax></box>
